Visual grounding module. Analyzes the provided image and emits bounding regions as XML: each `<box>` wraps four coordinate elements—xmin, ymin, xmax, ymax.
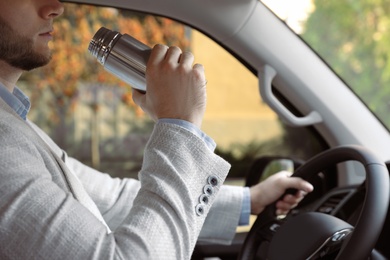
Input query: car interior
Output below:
<box><xmin>37</xmin><ymin>0</ymin><xmax>390</xmax><ymax>259</ymax></box>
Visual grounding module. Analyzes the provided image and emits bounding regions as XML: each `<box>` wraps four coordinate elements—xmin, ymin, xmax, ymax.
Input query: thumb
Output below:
<box><xmin>131</xmin><ymin>89</ymin><xmax>145</xmax><ymax>108</ymax></box>
<box><xmin>131</xmin><ymin>89</ymin><xmax>158</xmax><ymax>121</ymax></box>
<box><xmin>286</xmin><ymin>177</ymin><xmax>314</xmax><ymax>193</ymax></box>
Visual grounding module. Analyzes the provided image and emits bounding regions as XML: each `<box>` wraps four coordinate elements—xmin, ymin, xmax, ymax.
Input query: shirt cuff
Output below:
<box><xmin>158</xmin><ymin>118</ymin><xmax>216</xmax><ymax>151</ymax></box>
<box><xmin>238</xmin><ymin>187</ymin><xmax>251</xmax><ymax>226</ymax></box>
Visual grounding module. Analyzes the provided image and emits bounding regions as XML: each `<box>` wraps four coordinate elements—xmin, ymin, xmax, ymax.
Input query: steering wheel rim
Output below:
<box><xmin>238</xmin><ymin>145</ymin><xmax>390</xmax><ymax>260</ymax></box>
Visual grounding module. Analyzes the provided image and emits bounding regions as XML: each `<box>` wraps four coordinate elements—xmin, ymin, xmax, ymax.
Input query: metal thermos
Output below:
<box><xmin>88</xmin><ymin>27</ymin><xmax>151</xmax><ymax>92</ymax></box>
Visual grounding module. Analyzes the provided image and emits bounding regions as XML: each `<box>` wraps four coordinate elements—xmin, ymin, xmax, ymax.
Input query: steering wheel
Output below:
<box><xmin>238</xmin><ymin>145</ymin><xmax>390</xmax><ymax>260</ymax></box>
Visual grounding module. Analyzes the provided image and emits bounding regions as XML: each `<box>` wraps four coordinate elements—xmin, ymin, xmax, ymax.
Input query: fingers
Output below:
<box><xmin>192</xmin><ymin>63</ymin><xmax>207</xmax><ymax>87</ymax></box>
<box><xmin>139</xmin><ymin>44</ymin><xmax>207</xmax><ymax>127</ymax></box>
<box><xmin>150</xmin><ymin>45</ymin><xmax>193</xmax><ymax>66</ymax></box>
<box><xmin>148</xmin><ymin>44</ymin><xmax>169</xmax><ymax>66</ymax></box>
<box><xmin>165</xmin><ymin>46</ymin><xmax>182</xmax><ymax>64</ymax></box>
<box><xmin>271</xmin><ymin>172</ymin><xmax>314</xmax><ymax>216</ymax></box>
<box><xmin>275</xmin><ymin>195</ymin><xmax>299</xmax><ymax>215</ymax></box>
<box><xmin>275</xmin><ymin>188</ymin><xmax>309</xmax><ymax>215</ymax></box>
<box><xmin>179</xmin><ymin>51</ymin><xmax>195</xmax><ymax>65</ymax></box>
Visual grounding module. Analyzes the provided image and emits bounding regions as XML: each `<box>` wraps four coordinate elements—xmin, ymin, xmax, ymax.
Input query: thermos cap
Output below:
<box><xmin>88</xmin><ymin>27</ymin><xmax>121</xmax><ymax>65</ymax></box>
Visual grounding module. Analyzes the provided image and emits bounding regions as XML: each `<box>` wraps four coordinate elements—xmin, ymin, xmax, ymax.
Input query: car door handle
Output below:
<box><xmin>258</xmin><ymin>64</ymin><xmax>322</xmax><ymax>127</ymax></box>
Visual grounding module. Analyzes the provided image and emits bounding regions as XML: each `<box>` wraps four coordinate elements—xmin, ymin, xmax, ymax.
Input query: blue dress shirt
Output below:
<box><xmin>0</xmin><ymin>85</ymin><xmax>30</xmax><ymax>120</ymax></box>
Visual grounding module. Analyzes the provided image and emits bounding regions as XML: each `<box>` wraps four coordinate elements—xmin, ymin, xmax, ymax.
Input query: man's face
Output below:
<box><xmin>0</xmin><ymin>0</ymin><xmax>64</xmax><ymax>71</ymax></box>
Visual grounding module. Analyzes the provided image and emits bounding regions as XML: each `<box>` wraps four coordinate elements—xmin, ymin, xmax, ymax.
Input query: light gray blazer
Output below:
<box><xmin>0</xmin><ymin>99</ymin><xmax>243</xmax><ymax>259</ymax></box>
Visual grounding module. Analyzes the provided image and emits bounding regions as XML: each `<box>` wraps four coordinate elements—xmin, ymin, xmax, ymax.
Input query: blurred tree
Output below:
<box><xmin>20</xmin><ymin>3</ymin><xmax>190</xmax><ymax>168</ymax></box>
<box><xmin>301</xmin><ymin>0</ymin><xmax>390</xmax><ymax>125</ymax></box>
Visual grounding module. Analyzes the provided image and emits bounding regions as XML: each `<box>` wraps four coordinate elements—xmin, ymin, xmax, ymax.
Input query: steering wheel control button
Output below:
<box><xmin>269</xmin><ymin>223</ymin><xmax>281</xmax><ymax>232</ymax></box>
<box><xmin>195</xmin><ymin>204</ymin><xmax>205</xmax><ymax>216</ymax></box>
<box><xmin>330</xmin><ymin>228</ymin><xmax>353</xmax><ymax>243</ymax></box>
<box><xmin>203</xmin><ymin>184</ymin><xmax>214</xmax><ymax>196</ymax></box>
<box><xmin>199</xmin><ymin>194</ymin><xmax>210</xmax><ymax>205</ymax></box>
<box><xmin>207</xmin><ymin>175</ymin><xmax>219</xmax><ymax>187</ymax></box>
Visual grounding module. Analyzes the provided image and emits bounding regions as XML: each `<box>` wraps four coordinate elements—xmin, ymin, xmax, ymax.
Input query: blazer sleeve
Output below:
<box><xmin>0</xmin><ymin>121</ymin><xmax>230</xmax><ymax>259</ymax></box>
<box><xmin>198</xmin><ymin>185</ymin><xmax>243</xmax><ymax>244</ymax></box>
<box><xmin>67</xmin><ymin>157</ymin><xmax>244</xmax><ymax>244</ymax></box>
<box><xmin>33</xmin><ymin>119</ymin><xmax>244</xmax><ymax>244</ymax></box>
<box><xmin>33</xmin><ymin>119</ymin><xmax>244</xmax><ymax>245</ymax></box>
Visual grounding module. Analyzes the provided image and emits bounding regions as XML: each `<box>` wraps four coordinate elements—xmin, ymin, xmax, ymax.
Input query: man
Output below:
<box><xmin>0</xmin><ymin>0</ymin><xmax>313</xmax><ymax>259</ymax></box>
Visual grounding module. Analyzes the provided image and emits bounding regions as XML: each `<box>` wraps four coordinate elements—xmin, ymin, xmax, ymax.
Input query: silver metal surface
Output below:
<box><xmin>88</xmin><ymin>27</ymin><xmax>151</xmax><ymax>92</ymax></box>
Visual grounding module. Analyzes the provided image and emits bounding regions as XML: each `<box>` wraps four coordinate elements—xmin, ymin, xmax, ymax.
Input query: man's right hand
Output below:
<box><xmin>132</xmin><ymin>44</ymin><xmax>207</xmax><ymax>128</ymax></box>
<box><xmin>250</xmin><ymin>171</ymin><xmax>314</xmax><ymax>215</ymax></box>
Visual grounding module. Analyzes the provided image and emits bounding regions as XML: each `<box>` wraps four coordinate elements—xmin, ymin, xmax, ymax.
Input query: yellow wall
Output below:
<box><xmin>191</xmin><ymin>30</ymin><xmax>281</xmax><ymax>149</ymax></box>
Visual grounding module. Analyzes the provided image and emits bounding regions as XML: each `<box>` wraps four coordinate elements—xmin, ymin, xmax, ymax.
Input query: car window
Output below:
<box><xmin>19</xmin><ymin>3</ymin><xmax>326</xmax><ymax>182</ymax></box>
<box><xmin>262</xmin><ymin>0</ymin><xmax>390</xmax><ymax>130</ymax></box>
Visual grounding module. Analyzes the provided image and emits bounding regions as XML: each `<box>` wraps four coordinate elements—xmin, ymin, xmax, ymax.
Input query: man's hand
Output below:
<box><xmin>132</xmin><ymin>44</ymin><xmax>207</xmax><ymax>128</ymax></box>
<box><xmin>250</xmin><ymin>171</ymin><xmax>314</xmax><ymax>215</ymax></box>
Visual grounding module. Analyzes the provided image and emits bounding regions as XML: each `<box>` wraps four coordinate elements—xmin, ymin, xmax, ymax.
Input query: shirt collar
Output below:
<box><xmin>0</xmin><ymin>83</ymin><xmax>31</xmax><ymax>120</ymax></box>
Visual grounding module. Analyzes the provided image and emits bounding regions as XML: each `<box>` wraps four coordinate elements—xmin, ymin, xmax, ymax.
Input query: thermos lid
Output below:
<box><xmin>88</xmin><ymin>27</ymin><xmax>121</xmax><ymax>65</ymax></box>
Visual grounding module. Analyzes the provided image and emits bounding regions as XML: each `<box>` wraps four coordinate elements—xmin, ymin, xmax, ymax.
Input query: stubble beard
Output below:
<box><xmin>0</xmin><ymin>17</ymin><xmax>52</xmax><ymax>71</ymax></box>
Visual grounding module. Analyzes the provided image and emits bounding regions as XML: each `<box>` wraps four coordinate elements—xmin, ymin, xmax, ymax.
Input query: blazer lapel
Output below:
<box><xmin>0</xmin><ymin>99</ymin><xmax>110</xmax><ymax>232</ymax></box>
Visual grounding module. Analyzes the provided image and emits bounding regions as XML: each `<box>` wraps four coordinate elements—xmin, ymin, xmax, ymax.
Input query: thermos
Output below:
<box><xmin>88</xmin><ymin>27</ymin><xmax>151</xmax><ymax>92</ymax></box>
